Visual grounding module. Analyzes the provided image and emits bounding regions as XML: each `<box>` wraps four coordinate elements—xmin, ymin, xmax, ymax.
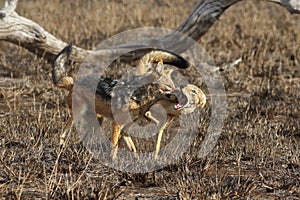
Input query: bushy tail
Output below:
<box><xmin>52</xmin><ymin>44</ymin><xmax>73</xmax><ymax>88</ymax></box>
<box><xmin>137</xmin><ymin>49</ymin><xmax>190</xmax><ymax>75</ymax></box>
<box><xmin>140</xmin><ymin>49</ymin><xmax>190</xmax><ymax>69</ymax></box>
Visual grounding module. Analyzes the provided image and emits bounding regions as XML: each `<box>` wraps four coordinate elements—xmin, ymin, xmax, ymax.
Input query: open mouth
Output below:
<box><xmin>163</xmin><ymin>89</ymin><xmax>188</xmax><ymax>110</ymax></box>
<box><xmin>173</xmin><ymin>91</ymin><xmax>188</xmax><ymax>110</ymax></box>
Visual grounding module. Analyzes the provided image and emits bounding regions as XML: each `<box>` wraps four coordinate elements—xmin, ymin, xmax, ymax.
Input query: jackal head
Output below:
<box><xmin>172</xmin><ymin>84</ymin><xmax>206</xmax><ymax>114</ymax></box>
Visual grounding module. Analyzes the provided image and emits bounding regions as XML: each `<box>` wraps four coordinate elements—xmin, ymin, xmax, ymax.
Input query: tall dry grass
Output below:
<box><xmin>0</xmin><ymin>0</ymin><xmax>299</xmax><ymax>199</ymax></box>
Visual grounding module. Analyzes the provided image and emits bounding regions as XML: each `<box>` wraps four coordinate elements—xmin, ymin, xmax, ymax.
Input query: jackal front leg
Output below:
<box><xmin>154</xmin><ymin>117</ymin><xmax>174</xmax><ymax>160</ymax></box>
<box><xmin>122</xmin><ymin>135</ymin><xmax>138</xmax><ymax>157</ymax></box>
<box><xmin>145</xmin><ymin>111</ymin><xmax>160</xmax><ymax>125</ymax></box>
<box><xmin>121</xmin><ymin>121</ymin><xmax>138</xmax><ymax>157</ymax></box>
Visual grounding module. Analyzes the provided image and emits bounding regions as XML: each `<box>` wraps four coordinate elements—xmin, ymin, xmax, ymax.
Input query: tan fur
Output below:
<box><xmin>144</xmin><ymin>84</ymin><xmax>206</xmax><ymax>160</ymax></box>
<box><xmin>53</xmin><ymin>45</ymin><xmax>191</xmax><ymax>160</ymax></box>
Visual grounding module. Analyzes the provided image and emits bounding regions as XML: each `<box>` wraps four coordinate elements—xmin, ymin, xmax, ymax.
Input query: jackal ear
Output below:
<box><xmin>155</xmin><ymin>60</ymin><xmax>165</xmax><ymax>75</ymax></box>
<box><xmin>164</xmin><ymin>68</ymin><xmax>173</xmax><ymax>79</ymax></box>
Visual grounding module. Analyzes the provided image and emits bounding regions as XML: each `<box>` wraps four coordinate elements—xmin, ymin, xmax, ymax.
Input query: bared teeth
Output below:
<box><xmin>174</xmin><ymin>103</ymin><xmax>182</xmax><ymax>110</ymax></box>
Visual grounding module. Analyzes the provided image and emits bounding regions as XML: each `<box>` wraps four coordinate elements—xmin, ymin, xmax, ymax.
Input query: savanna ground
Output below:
<box><xmin>0</xmin><ymin>0</ymin><xmax>299</xmax><ymax>199</ymax></box>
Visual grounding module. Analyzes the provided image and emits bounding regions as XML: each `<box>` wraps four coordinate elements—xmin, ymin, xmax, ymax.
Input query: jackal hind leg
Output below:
<box><xmin>60</xmin><ymin>116</ymin><xmax>73</xmax><ymax>145</ymax></box>
<box><xmin>111</xmin><ymin>122</ymin><xmax>121</xmax><ymax>160</ymax></box>
<box><xmin>145</xmin><ymin>111</ymin><xmax>160</xmax><ymax>125</ymax></box>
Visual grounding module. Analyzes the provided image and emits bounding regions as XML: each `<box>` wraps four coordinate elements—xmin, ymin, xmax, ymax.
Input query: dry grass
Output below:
<box><xmin>0</xmin><ymin>0</ymin><xmax>299</xmax><ymax>199</ymax></box>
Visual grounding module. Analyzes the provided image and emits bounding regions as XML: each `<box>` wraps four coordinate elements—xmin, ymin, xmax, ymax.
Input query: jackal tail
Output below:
<box><xmin>52</xmin><ymin>44</ymin><xmax>73</xmax><ymax>88</ymax></box>
<box><xmin>146</xmin><ymin>50</ymin><xmax>189</xmax><ymax>68</ymax></box>
<box><xmin>137</xmin><ymin>49</ymin><xmax>189</xmax><ymax>75</ymax></box>
<box><xmin>52</xmin><ymin>46</ymin><xmax>189</xmax><ymax>88</ymax></box>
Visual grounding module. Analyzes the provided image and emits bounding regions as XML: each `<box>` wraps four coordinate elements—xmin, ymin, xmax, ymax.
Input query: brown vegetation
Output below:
<box><xmin>0</xmin><ymin>0</ymin><xmax>299</xmax><ymax>199</ymax></box>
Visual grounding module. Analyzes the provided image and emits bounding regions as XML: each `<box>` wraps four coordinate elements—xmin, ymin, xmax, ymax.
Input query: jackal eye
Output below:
<box><xmin>191</xmin><ymin>89</ymin><xmax>197</xmax><ymax>94</ymax></box>
<box><xmin>166</xmin><ymin>93</ymin><xmax>172</xmax><ymax>98</ymax></box>
<box><xmin>165</xmin><ymin>93</ymin><xmax>174</xmax><ymax>98</ymax></box>
<box><xmin>165</xmin><ymin>93</ymin><xmax>177</xmax><ymax>101</ymax></box>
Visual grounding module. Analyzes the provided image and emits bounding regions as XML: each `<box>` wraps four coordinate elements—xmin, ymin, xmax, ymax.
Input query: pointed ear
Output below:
<box><xmin>156</xmin><ymin>59</ymin><xmax>164</xmax><ymax>75</ymax></box>
<box><xmin>136</xmin><ymin>59</ymin><xmax>146</xmax><ymax>76</ymax></box>
<box><xmin>164</xmin><ymin>68</ymin><xmax>173</xmax><ymax>79</ymax></box>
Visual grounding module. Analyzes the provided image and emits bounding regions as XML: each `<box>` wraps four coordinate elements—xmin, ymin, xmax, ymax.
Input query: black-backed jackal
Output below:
<box><xmin>52</xmin><ymin>45</ymin><xmax>197</xmax><ymax>159</ymax></box>
<box><xmin>144</xmin><ymin>84</ymin><xmax>206</xmax><ymax>159</ymax></box>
